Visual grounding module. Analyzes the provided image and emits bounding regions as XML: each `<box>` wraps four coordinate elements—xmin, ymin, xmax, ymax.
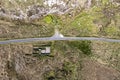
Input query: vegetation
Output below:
<box><xmin>0</xmin><ymin>0</ymin><xmax>120</xmax><ymax>39</ymax></box>
<box><xmin>0</xmin><ymin>0</ymin><xmax>120</xmax><ymax>80</ymax></box>
<box><xmin>44</xmin><ymin>61</ymin><xmax>77</xmax><ymax>80</ymax></box>
<box><xmin>68</xmin><ymin>41</ymin><xmax>92</xmax><ymax>55</ymax></box>
<box><xmin>60</xmin><ymin>1</ymin><xmax>120</xmax><ymax>38</ymax></box>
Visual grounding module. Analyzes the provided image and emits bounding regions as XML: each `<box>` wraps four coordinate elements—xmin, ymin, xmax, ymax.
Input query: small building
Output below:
<box><xmin>33</xmin><ymin>45</ymin><xmax>51</xmax><ymax>55</ymax></box>
<box><xmin>41</xmin><ymin>47</ymin><xmax>50</xmax><ymax>54</ymax></box>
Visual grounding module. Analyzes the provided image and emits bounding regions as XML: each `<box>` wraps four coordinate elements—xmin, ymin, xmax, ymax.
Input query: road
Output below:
<box><xmin>0</xmin><ymin>36</ymin><xmax>120</xmax><ymax>44</ymax></box>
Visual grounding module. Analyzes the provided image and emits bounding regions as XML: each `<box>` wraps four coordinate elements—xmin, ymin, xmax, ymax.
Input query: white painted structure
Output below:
<box><xmin>44</xmin><ymin>0</ymin><xmax>66</xmax><ymax>7</ymax></box>
<box><xmin>41</xmin><ymin>47</ymin><xmax>51</xmax><ymax>54</ymax></box>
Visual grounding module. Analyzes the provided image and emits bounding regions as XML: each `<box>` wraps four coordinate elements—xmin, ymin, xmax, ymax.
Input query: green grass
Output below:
<box><xmin>68</xmin><ymin>41</ymin><xmax>92</xmax><ymax>55</ymax></box>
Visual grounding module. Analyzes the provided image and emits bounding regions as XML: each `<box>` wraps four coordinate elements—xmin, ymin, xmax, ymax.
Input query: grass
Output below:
<box><xmin>68</xmin><ymin>41</ymin><xmax>92</xmax><ymax>56</ymax></box>
<box><xmin>0</xmin><ymin>40</ymin><xmax>120</xmax><ymax>80</ymax></box>
<box><xmin>0</xmin><ymin>20</ymin><xmax>55</xmax><ymax>40</ymax></box>
<box><xmin>43</xmin><ymin>61</ymin><xmax>77</xmax><ymax>80</ymax></box>
<box><xmin>0</xmin><ymin>0</ymin><xmax>120</xmax><ymax>39</ymax></box>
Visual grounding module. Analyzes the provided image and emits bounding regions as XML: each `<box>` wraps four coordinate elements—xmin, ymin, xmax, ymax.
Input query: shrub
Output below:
<box><xmin>69</xmin><ymin>41</ymin><xmax>92</xmax><ymax>55</ymax></box>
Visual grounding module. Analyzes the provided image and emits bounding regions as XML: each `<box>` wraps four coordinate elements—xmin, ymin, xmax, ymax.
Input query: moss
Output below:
<box><xmin>44</xmin><ymin>15</ymin><xmax>53</xmax><ymax>24</ymax></box>
<box><xmin>43</xmin><ymin>15</ymin><xmax>63</xmax><ymax>25</ymax></box>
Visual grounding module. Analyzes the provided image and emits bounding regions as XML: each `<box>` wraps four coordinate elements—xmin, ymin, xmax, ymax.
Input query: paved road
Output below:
<box><xmin>0</xmin><ymin>37</ymin><xmax>120</xmax><ymax>44</ymax></box>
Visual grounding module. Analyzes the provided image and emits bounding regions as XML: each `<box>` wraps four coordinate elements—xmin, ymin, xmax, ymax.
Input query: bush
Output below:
<box><xmin>44</xmin><ymin>70</ymin><xmax>55</xmax><ymax>80</ymax></box>
<box><xmin>69</xmin><ymin>41</ymin><xmax>92</xmax><ymax>55</ymax></box>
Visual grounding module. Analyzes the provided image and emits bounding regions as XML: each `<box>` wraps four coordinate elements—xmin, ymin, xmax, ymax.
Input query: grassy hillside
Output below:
<box><xmin>0</xmin><ymin>41</ymin><xmax>120</xmax><ymax>80</ymax></box>
<box><xmin>0</xmin><ymin>19</ymin><xmax>55</xmax><ymax>40</ymax></box>
<box><xmin>0</xmin><ymin>1</ymin><xmax>120</xmax><ymax>40</ymax></box>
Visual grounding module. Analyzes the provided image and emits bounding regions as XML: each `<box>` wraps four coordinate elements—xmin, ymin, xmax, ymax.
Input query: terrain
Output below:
<box><xmin>0</xmin><ymin>0</ymin><xmax>120</xmax><ymax>80</ymax></box>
